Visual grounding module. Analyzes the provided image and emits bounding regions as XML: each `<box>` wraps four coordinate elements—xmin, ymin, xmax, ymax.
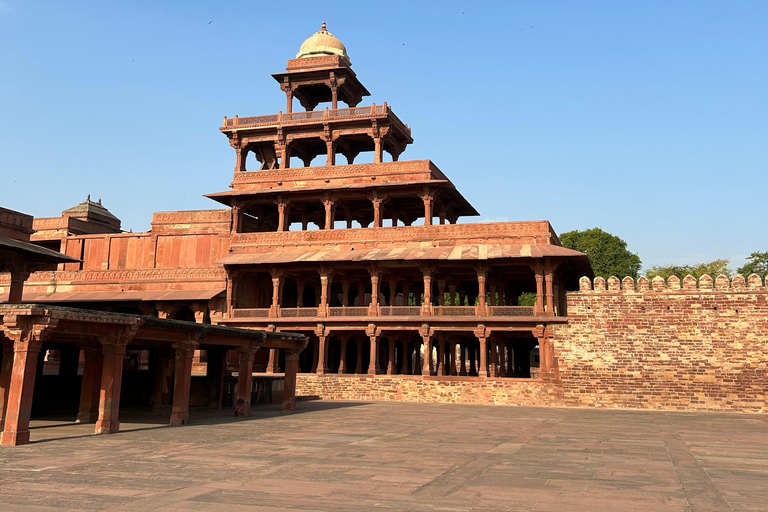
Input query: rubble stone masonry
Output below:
<box><xmin>554</xmin><ymin>274</ymin><xmax>768</xmax><ymax>412</ymax></box>
<box><xmin>296</xmin><ymin>375</ymin><xmax>564</xmax><ymax>407</ymax></box>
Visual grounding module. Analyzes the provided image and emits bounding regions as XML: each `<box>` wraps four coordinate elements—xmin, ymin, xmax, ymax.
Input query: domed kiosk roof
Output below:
<box><xmin>296</xmin><ymin>22</ymin><xmax>350</xmax><ymax>64</ymax></box>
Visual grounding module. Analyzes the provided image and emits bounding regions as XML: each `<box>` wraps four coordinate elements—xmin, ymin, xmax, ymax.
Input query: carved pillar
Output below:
<box><xmin>371</xmin><ymin>195</ymin><xmax>384</xmax><ymax>228</ymax></box>
<box><xmin>0</xmin><ymin>342</ymin><xmax>13</xmax><ymax>430</ymax></box>
<box><xmin>421</xmin><ymin>333</ymin><xmax>432</xmax><ymax>376</ymax></box>
<box><xmin>544</xmin><ymin>260</ymin><xmax>556</xmax><ymax>315</ymax></box>
<box><xmin>338</xmin><ymin>338</ymin><xmax>348</xmax><ymax>374</ymax></box>
<box><xmin>387</xmin><ymin>337</ymin><xmax>396</xmax><ymax>375</ymax></box>
<box><xmin>318</xmin><ymin>268</ymin><xmax>333</xmax><ymax>317</ymax></box>
<box><xmin>459</xmin><ymin>341</ymin><xmax>467</xmax><ymax>376</ymax></box>
<box><xmin>476</xmin><ymin>328</ymin><xmax>488</xmax><ymax>378</ymax></box>
<box><xmin>437</xmin><ymin>279</ymin><xmax>446</xmax><ymax>307</ymax></box>
<box><xmin>277</xmin><ymin>200</ymin><xmax>289</xmax><ymax>232</ymax></box>
<box><xmin>489</xmin><ymin>336</ymin><xmax>498</xmax><ymax>378</ymax></box>
<box><xmin>368</xmin><ymin>268</ymin><xmax>381</xmax><ymax>316</ymax></box>
<box><xmin>448</xmin><ymin>284</ymin><xmax>457</xmax><ymax>306</ymax></box>
<box><xmin>316</xmin><ymin>334</ymin><xmax>328</xmax><ymax>375</ymax></box>
<box><xmin>341</xmin><ymin>279</ymin><xmax>351</xmax><ymax>307</ymax></box>
<box><xmin>235</xmin><ymin>344</ymin><xmax>258</xmax><ymax>417</ymax></box>
<box><xmin>388</xmin><ymin>277</ymin><xmax>398</xmax><ymax>307</ymax></box>
<box><xmin>282</xmin><ymin>350</ymin><xmax>300</xmax><ymax>411</ymax></box>
<box><xmin>0</xmin><ymin>317</ymin><xmax>57</xmax><ymax>445</ymax></box>
<box><xmin>421</xmin><ymin>266</ymin><xmax>434</xmax><ymax>315</ymax></box>
<box><xmin>269</xmin><ymin>270</ymin><xmax>282</xmax><ymax>317</ymax></box>
<box><xmin>325</xmin><ymin>139</ymin><xmax>335</xmax><ymax>166</ymax></box>
<box><xmin>368</xmin><ymin>327</ymin><xmax>380</xmax><ymax>375</ymax></box>
<box><xmin>279</xmin><ymin>142</ymin><xmax>291</xmax><ymax>169</ymax></box>
<box><xmin>420</xmin><ymin>191</ymin><xmax>434</xmax><ymax>226</ymax></box>
<box><xmin>449</xmin><ymin>338</ymin><xmax>457</xmax><ymax>376</ymax></box>
<box><xmin>323</xmin><ymin>197</ymin><xmax>335</xmax><ymax>230</ymax></box>
<box><xmin>170</xmin><ymin>340</ymin><xmax>198</xmax><ymax>426</ymax></box>
<box><xmin>440</xmin><ymin>337</ymin><xmax>449</xmax><ymax>376</ymax></box>
<box><xmin>95</xmin><ymin>327</ymin><xmax>136</xmax><ymax>435</ymax></box>
<box><xmin>76</xmin><ymin>346</ymin><xmax>103</xmax><ymax>424</ymax></box>
<box><xmin>532</xmin><ymin>262</ymin><xmax>545</xmax><ymax>316</ymax></box>
<box><xmin>373</xmin><ymin>137</ymin><xmax>382</xmax><ymax>163</ymax></box>
<box><xmin>400</xmin><ymin>339</ymin><xmax>410</xmax><ymax>375</ymax></box>
<box><xmin>266</xmin><ymin>349</ymin><xmax>279</xmax><ymax>373</ymax></box>
<box><xmin>296</xmin><ymin>279</ymin><xmax>305</xmax><ymax>308</ymax></box>
<box><xmin>476</xmin><ymin>267</ymin><xmax>488</xmax><ymax>316</ymax></box>
<box><xmin>7</xmin><ymin>270</ymin><xmax>31</xmax><ymax>304</ymax></box>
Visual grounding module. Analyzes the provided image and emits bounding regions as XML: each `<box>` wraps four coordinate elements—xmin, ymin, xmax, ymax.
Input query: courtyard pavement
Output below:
<box><xmin>0</xmin><ymin>401</ymin><xmax>766</xmax><ymax>511</ymax></box>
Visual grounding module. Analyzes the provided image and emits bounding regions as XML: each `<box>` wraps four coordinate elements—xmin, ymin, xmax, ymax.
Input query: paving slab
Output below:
<box><xmin>1</xmin><ymin>401</ymin><xmax>767</xmax><ymax>511</ymax></box>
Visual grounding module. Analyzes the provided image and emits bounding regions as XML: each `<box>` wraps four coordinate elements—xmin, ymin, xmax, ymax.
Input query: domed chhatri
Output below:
<box><xmin>296</xmin><ymin>21</ymin><xmax>350</xmax><ymax>63</ymax></box>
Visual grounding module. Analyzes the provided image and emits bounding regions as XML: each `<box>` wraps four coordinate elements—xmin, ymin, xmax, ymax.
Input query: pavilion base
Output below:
<box><xmin>295</xmin><ymin>374</ymin><xmax>564</xmax><ymax>407</ymax></box>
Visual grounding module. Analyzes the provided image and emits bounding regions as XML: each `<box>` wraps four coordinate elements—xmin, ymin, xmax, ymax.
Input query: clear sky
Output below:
<box><xmin>1</xmin><ymin>1</ymin><xmax>765</xmax><ymax>271</ymax></box>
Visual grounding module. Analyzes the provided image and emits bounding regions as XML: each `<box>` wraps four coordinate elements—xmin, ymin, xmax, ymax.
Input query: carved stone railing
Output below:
<box><xmin>328</xmin><ymin>307</ymin><xmax>369</xmax><ymax>317</ymax></box>
<box><xmin>280</xmin><ymin>307</ymin><xmax>318</xmax><ymax>318</ymax></box>
<box><xmin>230</xmin><ymin>221</ymin><xmax>554</xmax><ymax>248</ymax></box>
<box><xmin>380</xmin><ymin>306</ymin><xmax>422</xmax><ymax>316</ymax></box>
<box><xmin>488</xmin><ymin>306</ymin><xmax>535</xmax><ymax>316</ymax></box>
<box><xmin>231</xmin><ymin>308</ymin><xmax>270</xmax><ymax>318</ymax></box>
<box><xmin>433</xmin><ymin>306</ymin><xmax>477</xmax><ymax>317</ymax></box>
<box><xmin>222</xmin><ymin>104</ymin><xmax>405</xmax><ymax>132</ymax></box>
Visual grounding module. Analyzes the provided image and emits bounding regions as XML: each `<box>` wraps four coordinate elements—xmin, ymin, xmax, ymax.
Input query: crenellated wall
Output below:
<box><xmin>554</xmin><ymin>274</ymin><xmax>768</xmax><ymax>412</ymax></box>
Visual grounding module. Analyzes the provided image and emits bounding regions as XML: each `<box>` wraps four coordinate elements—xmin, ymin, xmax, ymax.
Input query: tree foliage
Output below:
<box><xmin>644</xmin><ymin>259</ymin><xmax>733</xmax><ymax>280</ymax></box>
<box><xmin>560</xmin><ymin>228</ymin><xmax>642</xmax><ymax>280</ymax></box>
<box><xmin>737</xmin><ymin>252</ymin><xmax>768</xmax><ymax>277</ymax></box>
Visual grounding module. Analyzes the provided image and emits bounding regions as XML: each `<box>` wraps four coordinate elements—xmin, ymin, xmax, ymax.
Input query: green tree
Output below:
<box><xmin>644</xmin><ymin>259</ymin><xmax>732</xmax><ymax>280</ymax></box>
<box><xmin>560</xmin><ymin>228</ymin><xmax>642</xmax><ymax>280</ymax></box>
<box><xmin>737</xmin><ymin>252</ymin><xmax>768</xmax><ymax>276</ymax></box>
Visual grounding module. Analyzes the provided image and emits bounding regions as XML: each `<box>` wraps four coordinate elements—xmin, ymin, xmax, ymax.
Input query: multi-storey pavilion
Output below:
<box><xmin>207</xmin><ymin>24</ymin><xmax>592</xmax><ymax>380</ymax></box>
<box><xmin>3</xmin><ymin>23</ymin><xmax>591</xmax><ymax>387</ymax></box>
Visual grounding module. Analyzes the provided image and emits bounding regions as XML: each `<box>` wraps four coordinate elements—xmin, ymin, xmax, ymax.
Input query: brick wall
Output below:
<box><xmin>296</xmin><ymin>375</ymin><xmax>563</xmax><ymax>407</ymax></box>
<box><xmin>554</xmin><ymin>274</ymin><xmax>768</xmax><ymax>412</ymax></box>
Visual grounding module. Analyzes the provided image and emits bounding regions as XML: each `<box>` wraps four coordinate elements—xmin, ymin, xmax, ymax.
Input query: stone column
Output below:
<box><xmin>387</xmin><ymin>337</ymin><xmax>396</xmax><ymax>375</ymax></box>
<box><xmin>440</xmin><ymin>338</ymin><xmax>449</xmax><ymax>376</ymax></box>
<box><xmin>325</xmin><ymin>139</ymin><xmax>335</xmax><ymax>166</ymax></box>
<box><xmin>76</xmin><ymin>346</ymin><xmax>103</xmax><ymax>423</ymax></box>
<box><xmin>319</xmin><ymin>269</ymin><xmax>332</xmax><ymax>317</ymax></box>
<box><xmin>437</xmin><ymin>279</ymin><xmax>446</xmax><ymax>307</ymax></box>
<box><xmin>368</xmin><ymin>268</ymin><xmax>381</xmax><ymax>316</ymax></box>
<box><xmin>282</xmin><ymin>350</ymin><xmax>300</xmax><ymax>411</ymax></box>
<box><xmin>235</xmin><ymin>345</ymin><xmax>258</xmax><ymax>417</ymax></box>
<box><xmin>421</xmin><ymin>267</ymin><xmax>433</xmax><ymax>315</ymax></box>
<box><xmin>489</xmin><ymin>337</ymin><xmax>498</xmax><ymax>378</ymax></box>
<box><xmin>459</xmin><ymin>342</ymin><xmax>467</xmax><ymax>376</ymax></box>
<box><xmin>356</xmin><ymin>338</ymin><xmax>364</xmax><ymax>374</ymax></box>
<box><xmin>499</xmin><ymin>340</ymin><xmax>507</xmax><ymax>377</ymax></box>
<box><xmin>544</xmin><ymin>261</ymin><xmax>555</xmax><ymax>315</ymax></box>
<box><xmin>269</xmin><ymin>270</ymin><xmax>282</xmax><ymax>317</ymax></box>
<box><xmin>476</xmin><ymin>267</ymin><xmax>488</xmax><ymax>316</ymax></box>
<box><xmin>170</xmin><ymin>340</ymin><xmax>197</xmax><ymax>426</ymax></box>
<box><xmin>368</xmin><ymin>334</ymin><xmax>380</xmax><ymax>375</ymax></box>
<box><xmin>400</xmin><ymin>339</ymin><xmax>409</xmax><ymax>375</ymax></box>
<box><xmin>277</xmin><ymin>200</ymin><xmax>289</xmax><ymax>232</ymax></box>
<box><xmin>151</xmin><ymin>353</ymin><xmax>173</xmax><ymax>413</ymax></box>
<box><xmin>338</xmin><ymin>338</ymin><xmax>348</xmax><ymax>374</ymax></box>
<box><xmin>0</xmin><ymin>317</ymin><xmax>54</xmax><ymax>445</ymax></box>
<box><xmin>266</xmin><ymin>349</ymin><xmax>279</xmax><ymax>373</ymax></box>
<box><xmin>532</xmin><ymin>262</ymin><xmax>545</xmax><ymax>316</ymax></box>
<box><xmin>372</xmin><ymin>196</ymin><xmax>384</xmax><ymax>228</ymax></box>
<box><xmin>341</xmin><ymin>279</ymin><xmax>351</xmax><ymax>307</ymax></box>
<box><xmin>0</xmin><ymin>342</ymin><xmax>14</xmax><ymax>430</ymax></box>
<box><xmin>477</xmin><ymin>332</ymin><xmax>488</xmax><ymax>378</ymax></box>
<box><xmin>420</xmin><ymin>192</ymin><xmax>434</xmax><ymax>226</ymax></box>
<box><xmin>311</xmin><ymin>338</ymin><xmax>319</xmax><ymax>373</ymax></box>
<box><xmin>95</xmin><ymin>329</ymin><xmax>136</xmax><ymax>435</ymax></box>
<box><xmin>323</xmin><ymin>197</ymin><xmax>335</xmax><ymax>229</ymax></box>
<box><xmin>420</xmin><ymin>334</ymin><xmax>432</xmax><ymax>376</ymax></box>
<box><xmin>373</xmin><ymin>136</ymin><xmax>382</xmax><ymax>163</ymax></box>
<box><xmin>316</xmin><ymin>335</ymin><xmax>328</xmax><ymax>374</ymax></box>
<box><xmin>449</xmin><ymin>338</ymin><xmax>457</xmax><ymax>376</ymax></box>
<box><xmin>7</xmin><ymin>270</ymin><xmax>31</xmax><ymax>304</ymax></box>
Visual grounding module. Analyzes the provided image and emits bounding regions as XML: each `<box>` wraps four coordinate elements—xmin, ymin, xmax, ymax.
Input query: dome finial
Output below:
<box><xmin>321</xmin><ymin>20</ymin><xmax>327</xmax><ymax>31</ymax></box>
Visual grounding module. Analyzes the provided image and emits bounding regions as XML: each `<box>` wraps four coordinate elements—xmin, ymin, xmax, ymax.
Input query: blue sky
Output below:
<box><xmin>1</xmin><ymin>1</ymin><xmax>765</xmax><ymax>271</ymax></box>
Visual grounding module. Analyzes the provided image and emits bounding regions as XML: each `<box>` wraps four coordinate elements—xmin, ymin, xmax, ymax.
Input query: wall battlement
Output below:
<box><xmin>577</xmin><ymin>274</ymin><xmax>767</xmax><ymax>293</ymax></box>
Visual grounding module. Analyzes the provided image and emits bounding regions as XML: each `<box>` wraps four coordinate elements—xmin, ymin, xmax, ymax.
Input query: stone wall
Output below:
<box><xmin>296</xmin><ymin>375</ymin><xmax>564</xmax><ymax>407</ymax></box>
<box><xmin>554</xmin><ymin>274</ymin><xmax>768</xmax><ymax>412</ymax></box>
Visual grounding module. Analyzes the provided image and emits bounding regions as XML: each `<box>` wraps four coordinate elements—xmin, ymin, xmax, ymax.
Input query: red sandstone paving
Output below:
<box><xmin>1</xmin><ymin>402</ymin><xmax>767</xmax><ymax>511</ymax></box>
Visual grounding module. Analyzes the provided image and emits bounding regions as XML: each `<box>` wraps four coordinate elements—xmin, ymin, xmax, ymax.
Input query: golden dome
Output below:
<box><xmin>296</xmin><ymin>22</ymin><xmax>350</xmax><ymax>63</ymax></box>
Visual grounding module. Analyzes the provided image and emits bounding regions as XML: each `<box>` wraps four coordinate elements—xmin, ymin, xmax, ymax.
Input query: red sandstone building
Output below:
<box><xmin>2</xmin><ymin>24</ymin><xmax>592</xmax><ymax>400</ymax></box>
